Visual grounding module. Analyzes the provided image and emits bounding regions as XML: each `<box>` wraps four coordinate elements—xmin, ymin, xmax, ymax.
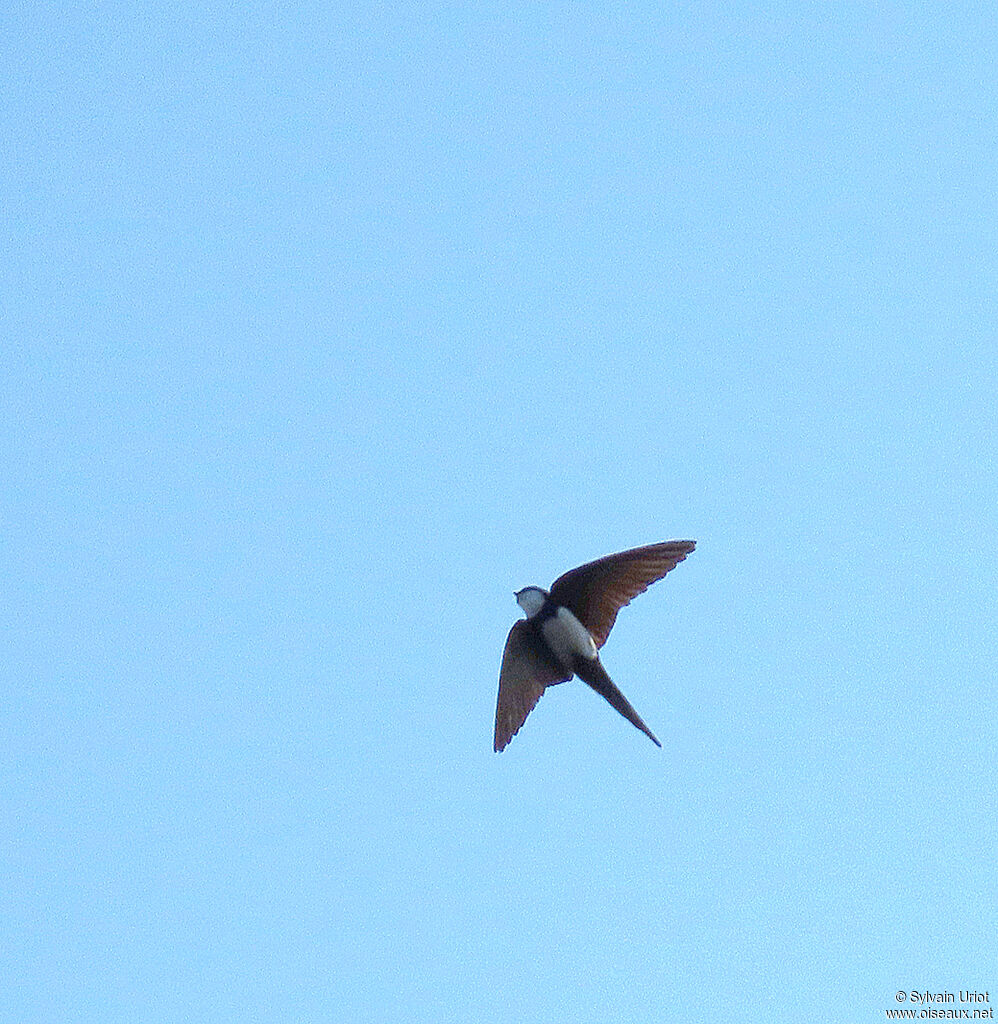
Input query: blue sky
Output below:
<box><xmin>4</xmin><ymin>2</ymin><xmax>997</xmax><ymax>1021</ymax></box>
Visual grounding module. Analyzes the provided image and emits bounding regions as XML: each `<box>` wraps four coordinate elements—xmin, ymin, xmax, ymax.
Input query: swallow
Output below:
<box><xmin>494</xmin><ymin>540</ymin><xmax>695</xmax><ymax>751</ymax></box>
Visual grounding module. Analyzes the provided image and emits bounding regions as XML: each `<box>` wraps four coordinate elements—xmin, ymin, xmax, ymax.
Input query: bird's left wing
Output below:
<box><xmin>494</xmin><ymin>620</ymin><xmax>570</xmax><ymax>752</ymax></box>
<box><xmin>549</xmin><ymin>540</ymin><xmax>695</xmax><ymax>648</ymax></box>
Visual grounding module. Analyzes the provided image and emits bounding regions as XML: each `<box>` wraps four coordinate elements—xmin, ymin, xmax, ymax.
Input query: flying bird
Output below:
<box><xmin>494</xmin><ymin>540</ymin><xmax>696</xmax><ymax>752</ymax></box>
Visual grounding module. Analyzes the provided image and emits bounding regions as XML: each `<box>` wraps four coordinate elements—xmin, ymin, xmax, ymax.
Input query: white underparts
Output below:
<box><xmin>542</xmin><ymin>606</ymin><xmax>599</xmax><ymax>668</ymax></box>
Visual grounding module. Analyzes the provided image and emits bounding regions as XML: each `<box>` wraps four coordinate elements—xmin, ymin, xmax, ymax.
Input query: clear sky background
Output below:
<box><xmin>4</xmin><ymin>3</ymin><xmax>997</xmax><ymax>1022</ymax></box>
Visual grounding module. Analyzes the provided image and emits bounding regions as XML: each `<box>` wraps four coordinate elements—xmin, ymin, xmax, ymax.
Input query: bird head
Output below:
<box><xmin>514</xmin><ymin>587</ymin><xmax>547</xmax><ymax>618</ymax></box>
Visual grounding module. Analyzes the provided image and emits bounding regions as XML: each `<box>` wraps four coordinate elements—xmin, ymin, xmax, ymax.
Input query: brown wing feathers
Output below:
<box><xmin>494</xmin><ymin>621</ymin><xmax>570</xmax><ymax>751</ymax></box>
<box><xmin>549</xmin><ymin>540</ymin><xmax>695</xmax><ymax>648</ymax></box>
<box><xmin>494</xmin><ymin>540</ymin><xmax>695</xmax><ymax>751</ymax></box>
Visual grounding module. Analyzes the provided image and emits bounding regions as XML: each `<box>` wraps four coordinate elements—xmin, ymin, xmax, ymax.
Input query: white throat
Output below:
<box><xmin>515</xmin><ymin>587</ymin><xmax>547</xmax><ymax>618</ymax></box>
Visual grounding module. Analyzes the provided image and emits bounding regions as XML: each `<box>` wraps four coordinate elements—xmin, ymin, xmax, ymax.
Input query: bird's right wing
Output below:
<box><xmin>494</xmin><ymin>620</ymin><xmax>570</xmax><ymax>752</ymax></box>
